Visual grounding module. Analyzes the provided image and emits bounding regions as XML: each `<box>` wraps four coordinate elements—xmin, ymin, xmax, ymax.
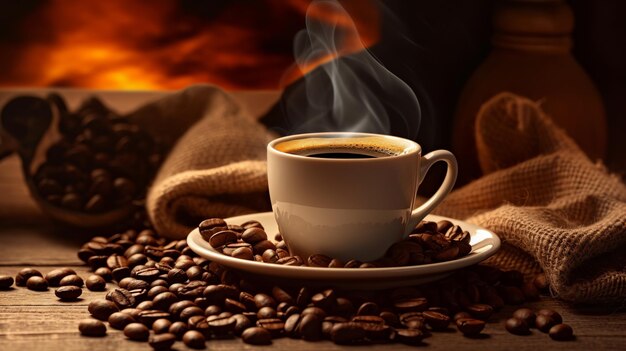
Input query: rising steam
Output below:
<box><xmin>280</xmin><ymin>0</ymin><xmax>420</xmax><ymax>137</ymax></box>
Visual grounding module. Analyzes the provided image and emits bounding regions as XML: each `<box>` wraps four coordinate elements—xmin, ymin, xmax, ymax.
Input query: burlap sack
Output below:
<box><xmin>147</xmin><ymin>87</ymin><xmax>626</xmax><ymax>304</ymax></box>
<box><xmin>434</xmin><ymin>92</ymin><xmax>626</xmax><ymax>304</ymax></box>
<box><xmin>146</xmin><ymin>86</ymin><xmax>274</xmax><ymax>237</ymax></box>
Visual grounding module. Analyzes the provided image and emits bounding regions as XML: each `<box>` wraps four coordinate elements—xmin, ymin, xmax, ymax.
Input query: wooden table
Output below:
<box><xmin>1</xmin><ymin>91</ymin><xmax>625</xmax><ymax>350</ymax></box>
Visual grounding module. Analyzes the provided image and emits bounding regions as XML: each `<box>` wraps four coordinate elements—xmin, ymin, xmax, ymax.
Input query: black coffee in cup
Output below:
<box><xmin>274</xmin><ymin>136</ymin><xmax>408</xmax><ymax>159</ymax></box>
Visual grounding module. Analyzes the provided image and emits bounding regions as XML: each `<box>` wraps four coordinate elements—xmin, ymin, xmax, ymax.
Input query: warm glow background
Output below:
<box><xmin>0</xmin><ymin>0</ymin><xmax>378</xmax><ymax>90</ymax></box>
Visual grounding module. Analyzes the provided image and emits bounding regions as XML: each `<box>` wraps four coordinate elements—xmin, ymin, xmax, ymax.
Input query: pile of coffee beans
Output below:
<box><xmin>33</xmin><ymin>94</ymin><xmax>163</xmax><ymax>213</ymax></box>
<box><xmin>200</xmin><ymin>218</ymin><xmax>472</xmax><ymax>267</ymax></box>
<box><xmin>506</xmin><ymin>307</ymin><xmax>575</xmax><ymax>341</ymax></box>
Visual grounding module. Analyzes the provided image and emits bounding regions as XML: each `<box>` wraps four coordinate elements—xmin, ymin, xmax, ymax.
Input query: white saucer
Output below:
<box><xmin>187</xmin><ymin>212</ymin><xmax>500</xmax><ymax>289</ymax></box>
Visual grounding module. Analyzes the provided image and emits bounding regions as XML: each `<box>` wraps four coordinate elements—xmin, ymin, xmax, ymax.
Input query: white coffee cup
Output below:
<box><xmin>267</xmin><ymin>132</ymin><xmax>457</xmax><ymax>262</ymax></box>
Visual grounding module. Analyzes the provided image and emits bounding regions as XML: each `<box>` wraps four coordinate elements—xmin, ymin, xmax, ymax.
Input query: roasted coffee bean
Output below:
<box><xmin>344</xmin><ymin>259</ymin><xmax>362</xmax><ymax>268</ymax></box>
<box><xmin>505</xmin><ymin>317</ymin><xmax>530</xmax><ymax>335</ymax></box>
<box><xmin>534</xmin><ymin>273</ymin><xmax>549</xmax><ymax>291</ymax></box>
<box><xmin>89</xmin><ymin>299</ymin><xmax>119</xmax><ymax>320</ymax></box>
<box><xmin>45</xmin><ymin>268</ymin><xmax>76</xmax><ymax>287</ymax></box>
<box><xmin>271</xmin><ymin>286</ymin><xmax>293</xmax><ymax>304</ymax></box>
<box><xmin>137</xmin><ymin>300</ymin><xmax>155</xmax><ymax>310</ymax></box>
<box><xmin>124</xmin><ymin>322</ymin><xmax>150</xmax><ymax>341</ymax></box>
<box><xmin>166</xmin><ymin>268</ymin><xmax>187</xmax><ymax>284</ymax></box>
<box><xmin>88</xmin><ymin>255</ymin><xmax>108</xmax><ymax>269</ymax></box>
<box><xmin>85</xmin><ymin>275</ymin><xmax>107</xmax><ymax>291</ymax></box>
<box><xmin>224</xmin><ymin>298</ymin><xmax>247</xmax><ymax>314</ymax></box>
<box><xmin>55</xmin><ymin>286</ymin><xmax>82</xmax><ymax>301</ymax></box>
<box><xmin>79</xmin><ymin>319</ymin><xmax>107</xmax><ymax>337</ymax></box>
<box><xmin>330</xmin><ymin>322</ymin><xmax>367</xmax><ymax>345</ymax></box>
<box><xmin>94</xmin><ymin>267</ymin><xmax>113</xmax><ymax>281</ymax></box>
<box><xmin>231</xmin><ymin>314</ymin><xmax>253</xmax><ymax>336</ymax></box>
<box><xmin>299</xmin><ymin>313</ymin><xmax>323</xmax><ymax>341</ymax></box>
<box><xmin>253</xmin><ymin>293</ymin><xmax>276</xmax><ymax>309</ymax></box>
<box><xmin>257</xmin><ymin>306</ymin><xmax>277</xmax><ymax>319</ymax></box>
<box><xmin>437</xmin><ymin>220</ymin><xmax>454</xmax><ymax>233</ymax></box>
<box><xmin>513</xmin><ymin>308</ymin><xmax>536</xmax><ymax>327</ymax></box>
<box><xmin>183</xmin><ymin>330</ymin><xmax>206</xmax><ymax>348</ymax></box>
<box><xmin>395</xmin><ymin>328</ymin><xmax>427</xmax><ymax>345</ymax></box>
<box><xmin>134</xmin><ymin>267</ymin><xmax>161</xmax><ymax>281</ymax></box>
<box><xmin>242</xmin><ymin>327</ymin><xmax>272</xmax><ymax>345</ymax></box>
<box><xmin>107</xmin><ymin>254</ymin><xmax>128</xmax><ymax>270</ymax></box>
<box><xmin>253</xmin><ymin>240</ymin><xmax>276</xmax><ymax>255</ymax></box>
<box><xmin>400</xmin><ymin>312</ymin><xmax>426</xmax><ymax>330</ymax></box>
<box><xmin>276</xmin><ymin>248</ymin><xmax>290</xmax><ymax>258</ymax></box>
<box><xmin>231</xmin><ymin>247</ymin><xmax>254</xmax><ymax>260</ymax></box>
<box><xmin>112</xmin><ymin>267</ymin><xmax>130</xmax><ymax>281</ymax></box>
<box><xmin>241</xmin><ymin>227</ymin><xmax>267</xmax><ymax>244</ymax></box>
<box><xmin>126</xmin><ymin>279</ymin><xmax>150</xmax><ymax>291</ymax></box>
<box><xmin>307</xmin><ymin>254</ymin><xmax>332</xmax><ymax>267</ymax></box>
<box><xmin>380</xmin><ymin>311</ymin><xmax>400</xmax><ymax>327</ymax></box>
<box><xmin>537</xmin><ymin>309</ymin><xmax>563</xmax><ymax>324</ymax></box>
<box><xmin>393</xmin><ymin>297</ymin><xmax>428</xmax><ymax>312</ymax></box>
<box><xmin>108</xmin><ymin>312</ymin><xmax>136</xmax><ymax>330</ymax></box>
<box><xmin>328</xmin><ymin>258</ymin><xmax>344</xmax><ymax>268</ymax></box>
<box><xmin>26</xmin><ymin>276</ymin><xmax>48</xmax><ymax>291</ymax></box>
<box><xmin>351</xmin><ymin>315</ymin><xmax>385</xmax><ymax>326</ymax></box>
<box><xmin>423</xmin><ymin>310</ymin><xmax>451</xmax><ymax>330</ymax></box>
<box><xmin>311</xmin><ymin>289</ymin><xmax>337</xmax><ymax>311</ymax></box>
<box><xmin>169</xmin><ymin>300</ymin><xmax>195</xmax><ymax>318</ymax></box>
<box><xmin>222</xmin><ymin>242</ymin><xmax>251</xmax><ymax>256</ymax></box>
<box><xmin>209</xmin><ymin>230</ymin><xmax>238</xmax><ymax>249</ymax></box>
<box><xmin>456</xmin><ymin>318</ymin><xmax>485</xmax><ymax>336</ymax></box>
<box><xmin>0</xmin><ymin>275</ymin><xmax>14</xmax><ymax>289</ymax></box>
<box><xmin>59</xmin><ymin>274</ymin><xmax>84</xmax><ymax>287</ymax></box>
<box><xmin>535</xmin><ymin>314</ymin><xmax>558</xmax><ymax>333</ymax></box>
<box><xmin>284</xmin><ymin>313</ymin><xmax>302</xmax><ymax>337</ymax></box>
<box><xmin>261</xmin><ymin>249</ymin><xmax>279</xmax><ymax>263</ymax></box>
<box><xmin>106</xmin><ymin>288</ymin><xmax>136</xmax><ymax>308</ymax></box>
<box><xmin>207</xmin><ymin>315</ymin><xmax>237</xmax><ymax>337</ymax></box>
<box><xmin>356</xmin><ymin>302</ymin><xmax>380</xmax><ymax>316</ymax></box>
<box><xmin>414</xmin><ymin>221</ymin><xmax>437</xmax><ymax>233</ymax></box>
<box><xmin>168</xmin><ymin>321</ymin><xmax>188</xmax><ymax>340</ymax></box>
<box><xmin>16</xmin><ymin>268</ymin><xmax>42</xmax><ymax>287</ymax></box>
<box><xmin>152</xmin><ymin>318</ymin><xmax>172</xmax><ymax>334</ymax></box>
<box><xmin>256</xmin><ymin>318</ymin><xmax>285</xmax><ymax>338</ymax></box>
<box><xmin>199</xmin><ymin>218</ymin><xmax>228</xmax><ymax>239</ymax></box>
<box><xmin>549</xmin><ymin>323</ymin><xmax>574</xmax><ymax>341</ymax></box>
<box><xmin>153</xmin><ymin>291</ymin><xmax>178</xmax><ymax>310</ymax></box>
<box><xmin>180</xmin><ymin>306</ymin><xmax>205</xmax><ymax>320</ymax></box>
<box><xmin>454</xmin><ymin>311</ymin><xmax>472</xmax><ymax>321</ymax></box>
<box><xmin>466</xmin><ymin>303</ymin><xmax>494</xmax><ymax>320</ymax></box>
<box><xmin>139</xmin><ymin>310</ymin><xmax>171</xmax><ymax>327</ymax></box>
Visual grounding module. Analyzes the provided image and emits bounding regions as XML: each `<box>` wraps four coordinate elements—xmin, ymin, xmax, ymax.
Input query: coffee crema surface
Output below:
<box><xmin>274</xmin><ymin>136</ymin><xmax>412</xmax><ymax>158</ymax></box>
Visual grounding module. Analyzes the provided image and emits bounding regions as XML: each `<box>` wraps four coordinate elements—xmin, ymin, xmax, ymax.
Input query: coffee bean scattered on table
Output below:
<box><xmin>15</xmin><ymin>268</ymin><xmax>42</xmax><ymax>286</ymax></box>
<box><xmin>0</xmin><ymin>275</ymin><xmax>14</xmax><ymax>289</ymax></box>
<box><xmin>88</xmin><ymin>299</ymin><xmax>119</xmax><ymax>321</ymax></box>
<box><xmin>45</xmin><ymin>268</ymin><xmax>76</xmax><ymax>287</ymax></box>
<box><xmin>124</xmin><ymin>322</ymin><xmax>150</xmax><ymax>341</ymax></box>
<box><xmin>78</xmin><ymin>319</ymin><xmax>107</xmax><ymax>337</ymax></box>
<box><xmin>26</xmin><ymin>276</ymin><xmax>48</xmax><ymax>291</ymax></box>
<box><xmin>86</xmin><ymin>274</ymin><xmax>107</xmax><ymax>291</ymax></box>
<box><xmin>549</xmin><ymin>323</ymin><xmax>574</xmax><ymax>341</ymax></box>
<box><xmin>182</xmin><ymin>330</ymin><xmax>206</xmax><ymax>349</ymax></box>
<box><xmin>148</xmin><ymin>333</ymin><xmax>176</xmax><ymax>350</ymax></box>
<box><xmin>242</xmin><ymin>327</ymin><xmax>272</xmax><ymax>345</ymax></box>
<box><xmin>55</xmin><ymin>286</ymin><xmax>82</xmax><ymax>301</ymax></box>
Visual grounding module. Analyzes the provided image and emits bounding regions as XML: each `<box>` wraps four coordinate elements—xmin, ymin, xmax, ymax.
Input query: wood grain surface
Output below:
<box><xmin>1</xmin><ymin>91</ymin><xmax>625</xmax><ymax>351</ymax></box>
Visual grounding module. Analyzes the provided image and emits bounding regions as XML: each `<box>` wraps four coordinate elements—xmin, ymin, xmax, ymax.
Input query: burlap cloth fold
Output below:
<box><xmin>147</xmin><ymin>87</ymin><xmax>626</xmax><ymax>305</ymax></box>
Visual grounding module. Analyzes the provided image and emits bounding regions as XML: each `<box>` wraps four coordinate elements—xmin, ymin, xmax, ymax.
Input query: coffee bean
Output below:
<box><xmin>308</xmin><ymin>254</ymin><xmax>332</xmax><ymax>267</ymax></box>
<box><xmin>137</xmin><ymin>300</ymin><xmax>155</xmax><ymax>310</ymax></box>
<box><xmin>393</xmin><ymin>297</ymin><xmax>428</xmax><ymax>312</ymax></box>
<box><xmin>85</xmin><ymin>275</ymin><xmax>107</xmax><ymax>291</ymax></box>
<box><xmin>209</xmin><ymin>230</ymin><xmax>238</xmax><ymax>248</ymax></box>
<box><xmin>505</xmin><ymin>317</ymin><xmax>530</xmax><ymax>335</ymax></box>
<box><xmin>454</xmin><ymin>312</ymin><xmax>472</xmax><ymax>321</ymax></box>
<box><xmin>344</xmin><ymin>259</ymin><xmax>362</xmax><ymax>268</ymax></box>
<box><xmin>356</xmin><ymin>302</ymin><xmax>380</xmax><ymax>316</ymax></box>
<box><xmin>549</xmin><ymin>323</ymin><xmax>574</xmax><ymax>341</ymax></box>
<box><xmin>180</xmin><ymin>306</ymin><xmax>205</xmax><ymax>320</ymax></box>
<box><xmin>222</xmin><ymin>242</ymin><xmax>252</xmax><ymax>256</ymax></box>
<box><xmin>139</xmin><ymin>310</ymin><xmax>171</xmax><ymax>327</ymax></box>
<box><xmin>55</xmin><ymin>286</ymin><xmax>82</xmax><ymax>301</ymax></box>
<box><xmin>59</xmin><ymin>274</ymin><xmax>84</xmax><ymax>287</ymax></box>
<box><xmin>284</xmin><ymin>313</ymin><xmax>302</xmax><ymax>337</ymax></box>
<box><xmin>400</xmin><ymin>312</ymin><xmax>425</xmax><ymax>330</ymax></box>
<box><xmin>224</xmin><ymin>298</ymin><xmax>247</xmax><ymax>314</ymax></box>
<box><xmin>456</xmin><ymin>318</ymin><xmax>485</xmax><ymax>336</ymax></box>
<box><xmin>94</xmin><ymin>267</ymin><xmax>113</xmax><ymax>281</ymax></box>
<box><xmin>437</xmin><ymin>220</ymin><xmax>454</xmax><ymax>233</ymax></box>
<box><xmin>535</xmin><ymin>314</ymin><xmax>558</xmax><ymax>333</ymax></box>
<box><xmin>106</xmin><ymin>288</ymin><xmax>136</xmax><ymax>308</ymax></box>
<box><xmin>134</xmin><ymin>267</ymin><xmax>161</xmax><ymax>281</ymax></box>
<box><xmin>153</xmin><ymin>291</ymin><xmax>178</xmax><ymax>310</ymax></box>
<box><xmin>261</xmin><ymin>249</ymin><xmax>279</xmax><ymax>263</ymax></box>
<box><xmin>257</xmin><ymin>306</ymin><xmax>277</xmax><ymax>319</ymax></box>
<box><xmin>231</xmin><ymin>314</ymin><xmax>253</xmax><ymax>336</ymax></box>
<box><xmin>311</xmin><ymin>289</ymin><xmax>337</xmax><ymax>311</ymax></box>
<box><xmin>152</xmin><ymin>318</ymin><xmax>172</xmax><ymax>334</ymax></box>
<box><xmin>0</xmin><ymin>275</ymin><xmax>14</xmax><ymax>289</ymax></box>
<box><xmin>199</xmin><ymin>218</ymin><xmax>228</xmax><ymax>239</ymax></box>
<box><xmin>79</xmin><ymin>319</ymin><xmax>107</xmax><ymax>337</ymax></box>
<box><xmin>242</xmin><ymin>326</ymin><xmax>272</xmax><ymax>345</ymax></box>
<box><xmin>271</xmin><ymin>286</ymin><xmax>293</xmax><ymax>304</ymax></box>
<box><xmin>89</xmin><ymin>299</ymin><xmax>119</xmax><ymax>320</ymax></box>
<box><xmin>423</xmin><ymin>310</ymin><xmax>450</xmax><ymax>330</ymax></box>
<box><xmin>512</xmin><ymin>308</ymin><xmax>536</xmax><ymax>327</ymax></box>
<box><xmin>124</xmin><ymin>322</ymin><xmax>150</xmax><ymax>341</ymax></box>
<box><xmin>328</xmin><ymin>258</ymin><xmax>344</xmax><ymax>268</ymax></box>
<box><xmin>169</xmin><ymin>300</ymin><xmax>195</xmax><ymax>319</ymax></box>
<box><xmin>537</xmin><ymin>309</ymin><xmax>563</xmax><ymax>324</ymax></box>
<box><xmin>256</xmin><ymin>318</ymin><xmax>285</xmax><ymax>338</ymax></box>
<box><xmin>241</xmin><ymin>227</ymin><xmax>267</xmax><ymax>244</ymax></box>
<box><xmin>330</xmin><ymin>322</ymin><xmax>367</xmax><ymax>345</ymax></box>
<box><xmin>45</xmin><ymin>268</ymin><xmax>76</xmax><ymax>287</ymax></box>
<box><xmin>302</xmin><ymin>307</ymin><xmax>327</xmax><ymax>319</ymax></box>
<box><xmin>168</xmin><ymin>321</ymin><xmax>188</xmax><ymax>340</ymax></box>
<box><xmin>380</xmin><ymin>311</ymin><xmax>400</xmax><ymax>327</ymax></box>
<box><xmin>232</xmin><ymin>247</ymin><xmax>254</xmax><ymax>260</ymax></box>
<box><xmin>534</xmin><ymin>273</ymin><xmax>549</xmax><ymax>291</ymax></box>
<box><xmin>466</xmin><ymin>303</ymin><xmax>494</xmax><ymax>320</ymax></box>
<box><xmin>183</xmin><ymin>330</ymin><xmax>206</xmax><ymax>348</ymax></box>
<box><xmin>100</xmin><ymin>307</ymin><xmax>127</xmax><ymax>327</ymax></box>
<box><xmin>299</xmin><ymin>313</ymin><xmax>323</xmax><ymax>341</ymax></box>
<box><xmin>16</xmin><ymin>268</ymin><xmax>42</xmax><ymax>287</ymax></box>
<box><xmin>253</xmin><ymin>240</ymin><xmax>276</xmax><ymax>255</ymax></box>
<box><xmin>26</xmin><ymin>276</ymin><xmax>48</xmax><ymax>291</ymax></box>
<box><xmin>207</xmin><ymin>315</ymin><xmax>237</xmax><ymax>337</ymax></box>
<box><xmin>395</xmin><ymin>328</ymin><xmax>427</xmax><ymax>345</ymax></box>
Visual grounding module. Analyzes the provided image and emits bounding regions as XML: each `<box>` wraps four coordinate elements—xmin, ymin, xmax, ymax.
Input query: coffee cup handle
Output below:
<box><xmin>406</xmin><ymin>150</ymin><xmax>458</xmax><ymax>234</ymax></box>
